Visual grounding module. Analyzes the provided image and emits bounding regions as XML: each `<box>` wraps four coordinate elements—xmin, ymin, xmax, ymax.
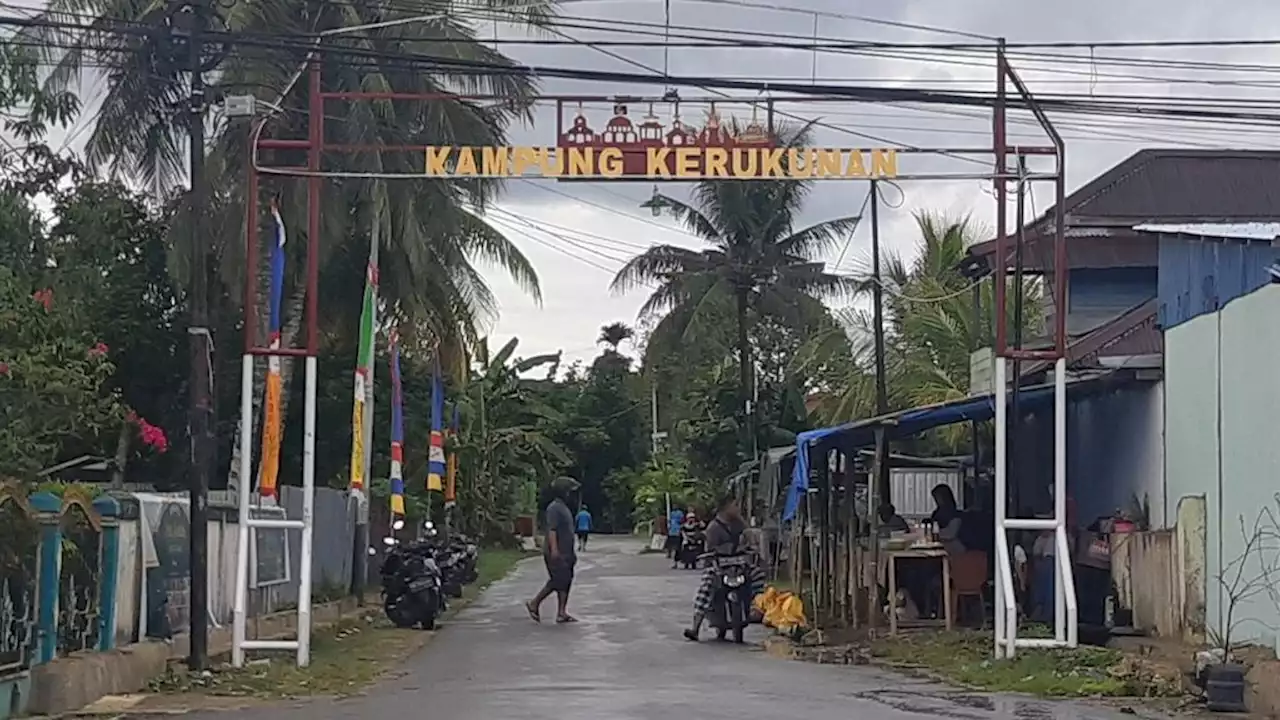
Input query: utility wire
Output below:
<box><xmin>16</xmin><ymin>13</ymin><xmax>1280</xmax><ymax>113</ymax></box>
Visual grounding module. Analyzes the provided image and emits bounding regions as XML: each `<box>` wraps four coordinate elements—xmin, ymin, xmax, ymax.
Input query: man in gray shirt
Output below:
<box><xmin>526</xmin><ymin>476</ymin><xmax>580</xmax><ymax>624</ymax></box>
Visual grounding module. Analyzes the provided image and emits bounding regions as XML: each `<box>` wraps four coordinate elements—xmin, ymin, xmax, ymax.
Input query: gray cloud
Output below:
<box><xmin>19</xmin><ymin>0</ymin><xmax>1280</xmax><ymax>367</ymax></box>
<box><xmin>477</xmin><ymin>0</ymin><xmax>1280</xmax><ymax>366</ymax></box>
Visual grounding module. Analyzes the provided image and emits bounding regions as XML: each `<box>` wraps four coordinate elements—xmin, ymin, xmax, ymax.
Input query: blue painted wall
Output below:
<box><xmin>1066</xmin><ymin>267</ymin><xmax>1158</xmax><ymax>335</ymax></box>
<box><xmin>1066</xmin><ymin>381</ymin><xmax>1165</xmax><ymax>528</ymax></box>
<box><xmin>1157</xmin><ymin>234</ymin><xmax>1280</xmax><ymax>330</ymax></box>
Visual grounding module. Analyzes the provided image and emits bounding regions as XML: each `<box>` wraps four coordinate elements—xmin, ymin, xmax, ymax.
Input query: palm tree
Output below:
<box><xmin>797</xmin><ymin>210</ymin><xmax>1043</xmax><ymax>447</ymax></box>
<box><xmin>597</xmin><ymin>321</ymin><xmax>634</xmax><ymax>352</ymax></box>
<box><xmin>26</xmin><ymin>0</ymin><xmax>551</xmax><ymax>489</ymax></box>
<box><xmin>610</xmin><ymin>129</ymin><xmax>861</xmax><ymax>452</ymax></box>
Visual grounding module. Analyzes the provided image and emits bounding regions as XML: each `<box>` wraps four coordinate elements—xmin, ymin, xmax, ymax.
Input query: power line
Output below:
<box><xmin>489</xmin><ymin>207</ymin><xmax>634</xmax><ymax>261</ymax></box>
<box><xmin>17</xmin><ymin>14</ymin><xmax>1280</xmax><ymax>113</ymax></box>
<box><xmin>22</xmin><ymin>6</ymin><xmax>1280</xmax><ymax>172</ymax></box>
<box><xmin>492</xmin><ymin>206</ymin><xmax>656</xmax><ymax>253</ymax></box>
<box><xmin>489</xmin><ymin>214</ymin><xmax>626</xmax><ymax>273</ymax></box>
<box><xmin>519</xmin><ymin>19</ymin><xmax>993</xmax><ymax>167</ymax></box>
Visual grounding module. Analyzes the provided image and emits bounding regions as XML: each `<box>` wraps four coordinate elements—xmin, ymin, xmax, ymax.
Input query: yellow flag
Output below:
<box><xmin>257</xmin><ymin>369</ymin><xmax>283</xmax><ymax>497</ymax></box>
<box><xmin>349</xmin><ymin>396</ymin><xmax>366</xmax><ymax>490</ymax></box>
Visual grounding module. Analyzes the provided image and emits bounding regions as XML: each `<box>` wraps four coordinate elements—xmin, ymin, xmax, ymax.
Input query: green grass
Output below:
<box><xmin>150</xmin><ymin>547</ymin><xmax>531</xmax><ymax>701</ymax></box>
<box><xmin>869</xmin><ymin>630</ymin><xmax>1156</xmax><ymax>697</ymax></box>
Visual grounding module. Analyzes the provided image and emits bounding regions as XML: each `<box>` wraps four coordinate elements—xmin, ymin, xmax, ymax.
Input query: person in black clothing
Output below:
<box><xmin>930</xmin><ymin>484</ymin><xmax>967</xmax><ymax>555</ymax></box>
<box><xmin>682</xmin><ymin>495</ymin><xmax>765</xmax><ymax>641</ymax></box>
<box><xmin>526</xmin><ymin>476</ymin><xmax>581</xmax><ymax>624</ymax></box>
<box><xmin>878</xmin><ymin>503</ymin><xmax>909</xmax><ymax>536</ymax></box>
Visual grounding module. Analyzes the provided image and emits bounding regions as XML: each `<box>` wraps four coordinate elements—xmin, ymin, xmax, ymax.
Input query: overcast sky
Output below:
<box><xmin>11</xmin><ymin>0</ymin><xmax>1280</xmax><ymax>368</ymax></box>
<box><xmin>472</xmin><ymin>0</ymin><xmax>1280</xmax><ymax>366</ymax></box>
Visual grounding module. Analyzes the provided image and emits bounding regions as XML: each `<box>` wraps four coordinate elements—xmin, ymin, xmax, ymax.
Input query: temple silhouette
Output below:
<box><xmin>556</xmin><ymin>101</ymin><xmax>777</xmax><ymax>177</ymax></box>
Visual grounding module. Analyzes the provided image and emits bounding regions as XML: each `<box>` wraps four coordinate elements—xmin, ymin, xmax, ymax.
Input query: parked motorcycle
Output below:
<box><xmin>677</xmin><ymin>527</ymin><xmax>704</xmax><ymax>569</ymax></box>
<box><xmin>418</xmin><ymin>522</ymin><xmax>477</xmax><ymax>598</ymax></box>
<box><xmin>379</xmin><ymin>533</ymin><xmax>443</xmax><ymax>630</ymax></box>
<box><xmin>704</xmin><ymin>552</ymin><xmax>753</xmax><ymax>643</ymax></box>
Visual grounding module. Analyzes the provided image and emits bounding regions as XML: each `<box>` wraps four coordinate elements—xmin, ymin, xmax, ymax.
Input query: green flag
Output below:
<box><xmin>348</xmin><ymin>262</ymin><xmax>377</xmax><ymax>491</ymax></box>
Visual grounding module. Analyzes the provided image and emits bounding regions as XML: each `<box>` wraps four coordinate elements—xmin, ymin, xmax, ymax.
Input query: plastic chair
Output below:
<box><xmin>950</xmin><ymin>550</ymin><xmax>989</xmax><ymax>628</ymax></box>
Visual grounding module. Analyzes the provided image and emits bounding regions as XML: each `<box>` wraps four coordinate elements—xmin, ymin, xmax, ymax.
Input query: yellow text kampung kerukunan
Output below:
<box><xmin>423</xmin><ymin>146</ymin><xmax>899</xmax><ymax>179</ymax></box>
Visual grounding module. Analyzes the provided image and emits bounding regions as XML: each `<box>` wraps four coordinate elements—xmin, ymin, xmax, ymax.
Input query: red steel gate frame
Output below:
<box><xmin>230</xmin><ymin>43</ymin><xmax>1070</xmax><ymax>666</ymax></box>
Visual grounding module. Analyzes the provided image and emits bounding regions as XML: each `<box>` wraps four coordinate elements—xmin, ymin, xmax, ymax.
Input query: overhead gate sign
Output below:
<box><xmin>422</xmin><ymin>102</ymin><xmax>900</xmax><ymax>180</ymax></box>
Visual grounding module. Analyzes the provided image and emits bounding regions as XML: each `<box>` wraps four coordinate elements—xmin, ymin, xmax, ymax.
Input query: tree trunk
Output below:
<box><xmin>735</xmin><ymin>288</ymin><xmax>754</xmax><ymax>460</ymax></box>
<box><xmin>110</xmin><ymin>420</ymin><xmax>131</xmax><ymax>489</ymax></box>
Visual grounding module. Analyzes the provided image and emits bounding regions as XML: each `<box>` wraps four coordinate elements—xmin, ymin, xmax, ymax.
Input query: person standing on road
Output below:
<box><xmin>665</xmin><ymin>506</ymin><xmax>685</xmax><ymax>559</ymax></box>
<box><xmin>683</xmin><ymin>495</ymin><xmax>765</xmax><ymax>641</ymax></box>
<box><xmin>575</xmin><ymin>505</ymin><xmax>593</xmax><ymax>551</ymax></box>
<box><xmin>526</xmin><ymin>476</ymin><xmax>581</xmax><ymax>624</ymax></box>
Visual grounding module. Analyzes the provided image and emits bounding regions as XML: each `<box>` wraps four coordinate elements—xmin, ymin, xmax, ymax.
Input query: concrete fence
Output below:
<box><xmin>112</xmin><ymin>486</ymin><xmax>357</xmax><ymax>644</ymax></box>
<box><xmin>1</xmin><ymin>485</ymin><xmax>359</xmax><ymax>719</ymax></box>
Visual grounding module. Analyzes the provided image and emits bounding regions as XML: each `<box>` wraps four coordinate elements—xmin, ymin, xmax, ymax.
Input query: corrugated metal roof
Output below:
<box><xmin>1069</xmin><ymin>151</ymin><xmax>1280</xmax><ymax>221</ymax></box>
<box><xmin>1134</xmin><ymin>222</ymin><xmax>1280</xmax><ymax>241</ymax></box>
<box><xmin>969</xmin><ymin>149</ymin><xmax>1280</xmax><ymax>267</ymax></box>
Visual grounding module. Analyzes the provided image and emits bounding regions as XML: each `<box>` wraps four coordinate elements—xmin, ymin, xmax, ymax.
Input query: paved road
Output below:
<box><xmin>186</xmin><ymin>536</ymin><xmax>1149</xmax><ymax>720</ymax></box>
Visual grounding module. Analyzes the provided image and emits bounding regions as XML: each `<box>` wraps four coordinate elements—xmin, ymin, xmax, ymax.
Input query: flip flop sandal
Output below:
<box><xmin>525</xmin><ymin>601</ymin><xmax>541</xmax><ymax>623</ymax></box>
<box><xmin>555</xmin><ymin>615</ymin><xmax>579</xmax><ymax>624</ymax></box>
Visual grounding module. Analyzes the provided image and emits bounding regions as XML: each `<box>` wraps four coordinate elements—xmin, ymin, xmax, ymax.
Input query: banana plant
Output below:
<box><xmin>450</xmin><ymin>338</ymin><xmax>569</xmax><ymax>542</ymax></box>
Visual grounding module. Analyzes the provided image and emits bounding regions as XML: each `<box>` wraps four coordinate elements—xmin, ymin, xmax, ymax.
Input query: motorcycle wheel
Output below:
<box><xmin>419</xmin><ymin>591</ymin><xmax>439</xmax><ymax>630</ymax></box>
<box><xmin>384</xmin><ymin>596</ymin><xmax>419</xmax><ymax>629</ymax></box>
<box><xmin>728</xmin><ymin>595</ymin><xmax>745</xmax><ymax>644</ymax></box>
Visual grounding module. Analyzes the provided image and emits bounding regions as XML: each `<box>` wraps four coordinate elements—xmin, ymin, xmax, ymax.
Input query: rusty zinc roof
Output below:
<box><xmin>970</xmin><ymin>149</ymin><xmax>1280</xmax><ymax>264</ymax></box>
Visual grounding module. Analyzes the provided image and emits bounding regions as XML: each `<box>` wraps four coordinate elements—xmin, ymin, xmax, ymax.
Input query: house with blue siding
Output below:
<box><xmin>1136</xmin><ymin>222</ymin><xmax>1280</xmax><ymax>648</ymax></box>
<box><xmin>970</xmin><ymin>149</ymin><xmax>1280</xmax><ymax>373</ymax></box>
<box><xmin>965</xmin><ymin>151</ymin><xmax>1280</xmax><ymax>641</ymax></box>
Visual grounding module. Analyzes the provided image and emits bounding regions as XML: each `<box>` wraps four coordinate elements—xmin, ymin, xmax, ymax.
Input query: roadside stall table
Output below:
<box><xmin>886</xmin><ymin>543</ymin><xmax>953</xmax><ymax>635</ymax></box>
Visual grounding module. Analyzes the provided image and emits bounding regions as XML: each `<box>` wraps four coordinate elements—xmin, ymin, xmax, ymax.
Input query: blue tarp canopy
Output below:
<box><xmin>782</xmin><ymin>372</ymin><xmax>1126</xmax><ymax>521</ymax></box>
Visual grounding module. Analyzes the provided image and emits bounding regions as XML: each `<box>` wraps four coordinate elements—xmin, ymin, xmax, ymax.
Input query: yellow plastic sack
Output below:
<box><xmin>753</xmin><ymin>585</ymin><xmax>807</xmax><ymax>632</ymax></box>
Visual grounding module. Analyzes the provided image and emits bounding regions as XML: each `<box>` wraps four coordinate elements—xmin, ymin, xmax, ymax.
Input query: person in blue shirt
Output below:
<box><xmin>665</xmin><ymin>507</ymin><xmax>685</xmax><ymax>560</ymax></box>
<box><xmin>575</xmin><ymin>505</ymin><xmax>593</xmax><ymax>551</ymax></box>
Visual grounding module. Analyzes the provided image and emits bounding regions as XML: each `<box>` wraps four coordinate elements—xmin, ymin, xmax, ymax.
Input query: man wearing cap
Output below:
<box><xmin>526</xmin><ymin>476</ymin><xmax>581</xmax><ymax>624</ymax></box>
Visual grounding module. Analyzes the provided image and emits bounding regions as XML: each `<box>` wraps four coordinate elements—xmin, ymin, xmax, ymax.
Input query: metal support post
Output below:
<box><xmin>230</xmin><ymin>57</ymin><xmax>322</xmax><ymax>670</ymax></box>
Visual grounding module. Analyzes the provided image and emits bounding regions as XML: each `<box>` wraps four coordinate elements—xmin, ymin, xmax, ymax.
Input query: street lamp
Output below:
<box><xmin>640</xmin><ymin>186</ymin><xmax>666</xmax><ymax>217</ymax></box>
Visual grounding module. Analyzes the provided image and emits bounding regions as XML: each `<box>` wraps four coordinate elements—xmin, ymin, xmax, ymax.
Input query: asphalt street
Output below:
<box><xmin>180</xmin><ymin>536</ymin><xmax>1154</xmax><ymax>720</ymax></box>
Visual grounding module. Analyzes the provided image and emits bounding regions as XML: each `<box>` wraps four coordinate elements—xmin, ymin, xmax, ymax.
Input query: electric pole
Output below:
<box><xmin>649</xmin><ymin>381</ymin><xmax>663</xmax><ymax>458</ymax></box>
<box><xmin>869</xmin><ymin>179</ymin><xmax>890</xmax><ymax>502</ymax></box>
<box><xmin>183</xmin><ymin>0</ymin><xmax>211</xmax><ymax>671</ymax></box>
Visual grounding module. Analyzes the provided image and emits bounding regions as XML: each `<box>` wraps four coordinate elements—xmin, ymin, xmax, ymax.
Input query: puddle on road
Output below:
<box><xmin>848</xmin><ymin>689</ymin><xmax>1118</xmax><ymax>720</ymax></box>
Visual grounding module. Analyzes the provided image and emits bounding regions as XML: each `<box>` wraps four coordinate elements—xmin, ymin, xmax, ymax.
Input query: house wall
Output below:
<box><xmin>1066</xmin><ymin>267</ymin><xmax>1158</xmax><ymax>335</ymax></box>
<box><xmin>1065</xmin><ymin>381</ymin><xmax>1165</xmax><ymax>527</ymax></box>
<box><xmin>1002</xmin><ymin>380</ymin><xmax>1162</xmax><ymax>526</ymax></box>
<box><xmin>1165</xmin><ymin>284</ymin><xmax>1280</xmax><ymax>647</ymax></box>
<box><xmin>1156</xmin><ymin>233</ymin><xmax>1280</xmax><ymax>331</ymax></box>
<box><xmin>1109</xmin><ymin>498</ymin><xmax>1208</xmax><ymax>642</ymax></box>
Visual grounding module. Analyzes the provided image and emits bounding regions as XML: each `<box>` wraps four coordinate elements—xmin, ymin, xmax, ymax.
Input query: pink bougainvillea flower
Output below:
<box><xmin>137</xmin><ymin>417</ymin><xmax>169</xmax><ymax>453</ymax></box>
<box><xmin>0</xmin><ymin>362</ymin><xmax>9</xmax><ymax>376</ymax></box>
<box><xmin>88</xmin><ymin>342</ymin><xmax>109</xmax><ymax>358</ymax></box>
<box><xmin>126</xmin><ymin>411</ymin><xmax>169</xmax><ymax>453</ymax></box>
<box><xmin>31</xmin><ymin>289</ymin><xmax>53</xmax><ymax>311</ymax></box>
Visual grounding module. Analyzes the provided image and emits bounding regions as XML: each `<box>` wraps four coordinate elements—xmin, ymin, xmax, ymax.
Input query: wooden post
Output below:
<box><xmin>867</xmin><ymin>428</ymin><xmax>886</xmax><ymax>631</ymax></box>
<box><xmin>843</xmin><ymin>450</ymin><xmax>856</xmax><ymax>626</ymax></box>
